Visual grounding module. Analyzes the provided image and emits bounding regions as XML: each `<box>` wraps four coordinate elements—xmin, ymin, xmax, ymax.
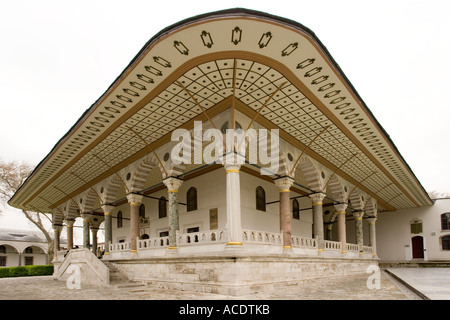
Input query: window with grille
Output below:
<box><xmin>187</xmin><ymin>187</ymin><xmax>198</xmax><ymax>212</ymax></box>
<box><xmin>410</xmin><ymin>222</ymin><xmax>422</xmax><ymax>234</ymax></box>
<box><xmin>441</xmin><ymin>213</ymin><xmax>450</xmax><ymax>230</ymax></box>
<box><xmin>256</xmin><ymin>186</ymin><xmax>266</xmax><ymax>212</ymax></box>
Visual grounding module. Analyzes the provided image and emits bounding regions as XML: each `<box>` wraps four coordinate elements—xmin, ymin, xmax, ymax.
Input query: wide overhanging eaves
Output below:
<box><xmin>8</xmin><ymin>8</ymin><xmax>432</xmax><ymax>213</ymax></box>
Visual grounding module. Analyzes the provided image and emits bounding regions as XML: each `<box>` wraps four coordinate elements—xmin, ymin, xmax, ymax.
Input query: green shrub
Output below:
<box><xmin>26</xmin><ymin>265</ymin><xmax>53</xmax><ymax>276</ymax></box>
<box><xmin>0</xmin><ymin>265</ymin><xmax>54</xmax><ymax>278</ymax></box>
<box><xmin>0</xmin><ymin>267</ymin><xmax>9</xmax><ymax>278</ymax></box>
<box><xmin>9</xmin><ymin>266</ymin><xmax>28</xmax><ymax>277</ymax></box>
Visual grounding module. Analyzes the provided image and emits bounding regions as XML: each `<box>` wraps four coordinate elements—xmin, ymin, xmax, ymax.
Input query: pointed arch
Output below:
<box><xmin>79</xmin><ymin>188</ymin><xmax>99</xmax><ymax>213</ymax></box>
<box><xmin>348</xmin><ymin>189</ymin><xmax>366</xmax><ymax>211</ymax></box>
<box><xmin>327</xmin><ymin>174</ymin><xmax>347</xmax><ymax>204</ymax></box>
<box><xmin>101</xmin><ymin>174</ymin><xmax>123</xmax><ymax>204</ymax></box>
<box><xmin>296</xmin><ymin>156</ymin><xmax>326</xmax><ymax>192</ymax></box>
<box><xmin>128</xmin><ymin>154</ymin><xmax>158</xmax><ymax>192</ymax></box>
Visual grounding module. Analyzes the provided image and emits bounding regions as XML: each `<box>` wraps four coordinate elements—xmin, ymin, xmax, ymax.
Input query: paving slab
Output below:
<box><xmin>386</xmin><ymin>268</ymin><xmax>450</xmax><ymax>300</ymax></box>
<box><xmin>0</xmin><ymin>270</ymin><xmax>415</xmax><ymax>300</ymax></box>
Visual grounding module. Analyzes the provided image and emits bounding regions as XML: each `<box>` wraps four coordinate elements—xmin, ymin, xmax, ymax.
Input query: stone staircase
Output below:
<box><xmin>102</xmin><ymin>260</ymin><xmax>145</xmax><ymax>288</ymax></box>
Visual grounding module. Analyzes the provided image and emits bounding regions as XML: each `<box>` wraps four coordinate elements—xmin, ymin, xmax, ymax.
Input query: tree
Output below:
<box><xmin>0</xmin><ymin>159</ymin><xmax>55</xmax><ymax>260</ymax></box>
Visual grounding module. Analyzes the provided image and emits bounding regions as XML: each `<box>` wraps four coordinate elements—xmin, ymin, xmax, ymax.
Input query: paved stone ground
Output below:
<box><xmin>0</xmin><ymin>270</ymin><xmax>418</xmax><ymax>300</ymax></box>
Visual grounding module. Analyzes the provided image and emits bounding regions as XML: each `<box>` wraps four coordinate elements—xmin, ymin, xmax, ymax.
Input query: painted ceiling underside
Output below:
<box><xmin>8</xmin><ymin>8</ymin><xmax>432</xmax><ymax>213</ymax></box>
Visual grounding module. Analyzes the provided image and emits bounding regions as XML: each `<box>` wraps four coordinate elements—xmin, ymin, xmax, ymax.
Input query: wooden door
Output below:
<box><xmin>412</xmin><ymin>236</ymin><xmax>424</xmax><ymax>259</ymax></box>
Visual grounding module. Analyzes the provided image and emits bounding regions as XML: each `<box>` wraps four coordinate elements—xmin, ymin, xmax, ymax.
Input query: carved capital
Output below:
<box><xmin>309</xmin><ymin>192</ymin><xmax>326</xmax><ymax>205</ymax></box>
<box><xmin>80</xmin><ymin>213</ymin><xmax>92</xmax><ymax>222</ymax></box>
<box><xmin>353</xmin><ymin>211</ymin><xmax>364</xmax><ymax>220</ymax></box>
<box><xmin>334</xmin><ymin>203</ymin><xmax>348</xmax><ymax>213</ymax></box>
<box><xmin>52</xmin><ymin>224</ymin><xmax>63</xmax><ymax>232</ymax></box>
<box><xmin>64</xmin><ymin>218</ymin><xmax>75</xmax><ymax>227</ymax></box>
<box><xmin>126</xmin><ymin>193</ymin><xmax>144</xmax><ymax>205</ymax></box>
<box><xmin>163</xmin><ymin>177</ymin><xmax>183</xmax><ymax>192</ymax></box>
<box><xmin>101</xmin><ymin>204</ymin><xmax>115</xmax><ymax>215</ymax></box>
<box><xmin>224</xmin><ymin>163</ymin><xmax>241</xmax><ymax>173</ymax></box>
<box><xmin>274</xmin><ymin>177</ymin><xmax>294</xmax><ymax>191</ymax></box>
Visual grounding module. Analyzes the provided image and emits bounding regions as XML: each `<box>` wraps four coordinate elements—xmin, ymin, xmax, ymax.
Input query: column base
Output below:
<box><xmin>282</xmin><ymin>246</ymin><xmax>293</xmax><ymax>255</ymax></box>
<box><xmin>167</xmin><ymin>246</ymin><xmax>179</xmax><ymax>254</ymax></box>
<box><xmin>225</xmin><ymin>242</ymin><xmax>244</xmax><ymax>252</ymax></box>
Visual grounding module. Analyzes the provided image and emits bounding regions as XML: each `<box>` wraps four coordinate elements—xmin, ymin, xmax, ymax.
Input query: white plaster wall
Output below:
<box><xmin>376</xmin><ymin>199</ymin><xmax>450</xmax><ymax>261</ymax></box>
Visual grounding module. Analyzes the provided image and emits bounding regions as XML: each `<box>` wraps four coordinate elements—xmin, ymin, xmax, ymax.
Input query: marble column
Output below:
<box><xmin>334</xmin><ymin>203</ymin><xmax>348</xmax><ymax>253</ymax></box>
<box><xmin>224</xmin><ymin>164</ymin><xmax>242</xmax><ymax>246</ymax></box>
<box><xmin>81</xmin><ymin>214</ymin><xmax>91</xmax><ymax>250</ymax></box>
<box><xmin>274</xmin><ymin>177</ymin><xmax>294</xmax><ymax>250</ymax></box>
<box><xmin>64</xmin><ymin>218</ymin><xmax>75</xmax><ymax>250</ymax></box>
<box><xmin>127</xmin><ymin>193</ymin><xmax>143</xmax><ymax>253</ymax></box>
<box><xmin>309</xmin><ymin>193</ymin><xmax>326</xmax><ymax>251</ymax></box>
<box><xmin>91</xmin><ymin>227</ymin><xmax>99</xmax><ymax>255</ymax></box>
<box><xmin>353</xmin><ymin>211</ymin><xmax>364</xmax><ymax>253</ymax></box>
<box><xmin>368</xmin><ymin>217</ymin><xmax>377</xmax><ymax>257</ymax></box>
<box><xmin>101</xmin><ymin>205</ymin><xmax>115</xmax><ymax>255</ymax></box>
<box><xmin>163</xmin><ymin>177</ymin><xmax>183</xmax><ymax>250</ymax></box>
<box><xmin>53</xmin><ymin>224</ymin><xmax>62</xmax><ymax>260</ymax></box>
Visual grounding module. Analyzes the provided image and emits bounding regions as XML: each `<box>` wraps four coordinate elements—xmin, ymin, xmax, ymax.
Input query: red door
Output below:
<box><xmin>412</xmin><ymin>236</ymin><xmax>424</xmax><ymax>259</ymax></box>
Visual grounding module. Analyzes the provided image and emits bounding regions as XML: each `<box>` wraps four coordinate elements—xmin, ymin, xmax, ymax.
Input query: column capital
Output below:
<box><xmin>309</xmin><ymin>192</ymin><xmax>326</xmax><ymax>205</ymax></box>
<box><xmin>224</xmin><ymin>163</ymin><xmax>241</xmax><ymax>173</ymax></box>
<box><xmin>101</xmin><ymin>204</ymin><xmax>115</xmax><ymax>215</ymax></box>
<box><xmin>334</xmin><ymin>203</ymin><xmax>348</xmax><ymax>213</ymax></box>
<box><xmin>126</xmin><ymin>193</ymin><xmax>144</xmax><ymax>205</ymax></box>
<box><xmin>368</xmin><ymin>217</ymin><xmax>377</xmax><ymax>224</ymax></box>
<box><xmin>353</xmin><ymin>210</ymin><xmax>364</xmax><ymax>220</ymax></box>
<box><xmin>52</xmin><ymin>224</ymin><xmax>63</xmax><ymax>232</ymax></box>
<box><xmin>163</xmin><ymin>177</ymin><xmax>183</xmax><ymax>192</ymax></box>
<box><xmin>274</xmin><ymin>177</ymin><xmax>294</xmax><ymax>191</ymax></box>
<box><xmin>64</xmin><ymin>218</ymin><xmax>75</xmax><ymax>227</ymax></box>
<box><xmin>81</xmin><ymin>213</ymin><xmax>92</xmax><ymax>222</ymax></box>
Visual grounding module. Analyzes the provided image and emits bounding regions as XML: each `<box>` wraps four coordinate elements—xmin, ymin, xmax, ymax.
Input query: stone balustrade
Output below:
<box><xmin>109</xmin><ymin>242</ymin><xmax>131</xmax><ymax>252</ymax></box>
<box><xmin>242</xmin><ymin>229</ymin><xmax>283</xmax><ymax>245</ymax></box>
<box><xmin>176</xmin><ymin>229</ymin><xmax>226</xmax><ymax>245</ymax></box>
<box><xmin>291</xmin><ymin>235</ymin><xmax>317</xmax><ymax>249</ymax></box>
<box><xmin>138</xmin><ymin>236</ymin><xmax>169</xmax><ymax>249</ymax></box>
<box><xmin>346</xmin><ymin>243</ymin><xmax>359</xmax><ymax>252</ymax></box>
<box><xmin>324</xmin><ymin>240</ymin><xmax>341</xmax><ymax>251</ymax></box>
<box><xmin>106</xmin><ymin>228</ymin><xmax>373</xmax><ymax>258</ymax></box>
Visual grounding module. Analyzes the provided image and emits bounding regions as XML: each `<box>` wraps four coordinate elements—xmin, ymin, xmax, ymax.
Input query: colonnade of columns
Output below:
<box><xmin>52</xmin><ymin>155</ymin><xmax>378</xmax><ymax>258</ymax></box>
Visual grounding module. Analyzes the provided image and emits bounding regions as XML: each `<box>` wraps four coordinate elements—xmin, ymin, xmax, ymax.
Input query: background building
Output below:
<box><xmin>0</xmin><ymin>228</ymin><xmax>49</xmax><ymax>267</ymax></box>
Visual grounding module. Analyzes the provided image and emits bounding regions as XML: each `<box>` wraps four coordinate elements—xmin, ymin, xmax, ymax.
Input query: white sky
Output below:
<box><xmin>0</xmin><ymin>0</ymin><xmax>449</xmax><ymax>229</ymax></box>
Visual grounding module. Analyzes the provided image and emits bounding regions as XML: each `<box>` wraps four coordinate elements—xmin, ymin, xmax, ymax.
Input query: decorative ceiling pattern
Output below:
<box><xmin>9</xmin><ymin>9</ymin><xmax>432</xmax><ymax>213</ymax></box>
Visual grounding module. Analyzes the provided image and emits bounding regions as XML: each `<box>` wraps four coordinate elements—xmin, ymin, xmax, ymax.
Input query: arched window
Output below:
<box><xmin>25</xmin><ymin>247</ymin><xmax>33</xmax><ymax>254</ymax></box>
<box><xmin>0</xmin><ymin>245</ymin><xmax>5</xmax><ymax>254</ymax></box>
<box><xmin>256</xmin><ymin>186</ymin><xmax>266</xmax><ymax>212</ymax></box>
<box><xmin>117</xmin><ymin>211</ymin><xmax>123</xmax><ymax>228</ymax></box>
<box><xmin>442</xmin><ymin>235</ymin><xmax>450</xmax><ymax>251</ymax></box>
<box><xmin>159</xmin><ymin>197</ymin><xmax>167</xmax><ymax>218</ymax></box>
<box><xmin>187</xmin><ymin>187</ymin><xmax>198</xmax><ymax>212</ymax></box>
<box><xmin>292</xmin><ymin>199</ymin><xmax>300</xmax><ymax>220</ymax></box>
<box><xmin>139</xmin><ymin>204</ymin><xmax>146</xmax><ymax>219</ymax></box>
<box><xmin>441</xmin><ymin>213</ymin><xmax>450</xmax><ymax>230</ymax></box>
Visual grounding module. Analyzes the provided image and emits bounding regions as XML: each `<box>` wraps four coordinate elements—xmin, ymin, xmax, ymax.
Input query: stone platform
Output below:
<box><xmin>109</xmin><ymin>253</ymin><xmax>377</xmax><ymax>296</ymax></box>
